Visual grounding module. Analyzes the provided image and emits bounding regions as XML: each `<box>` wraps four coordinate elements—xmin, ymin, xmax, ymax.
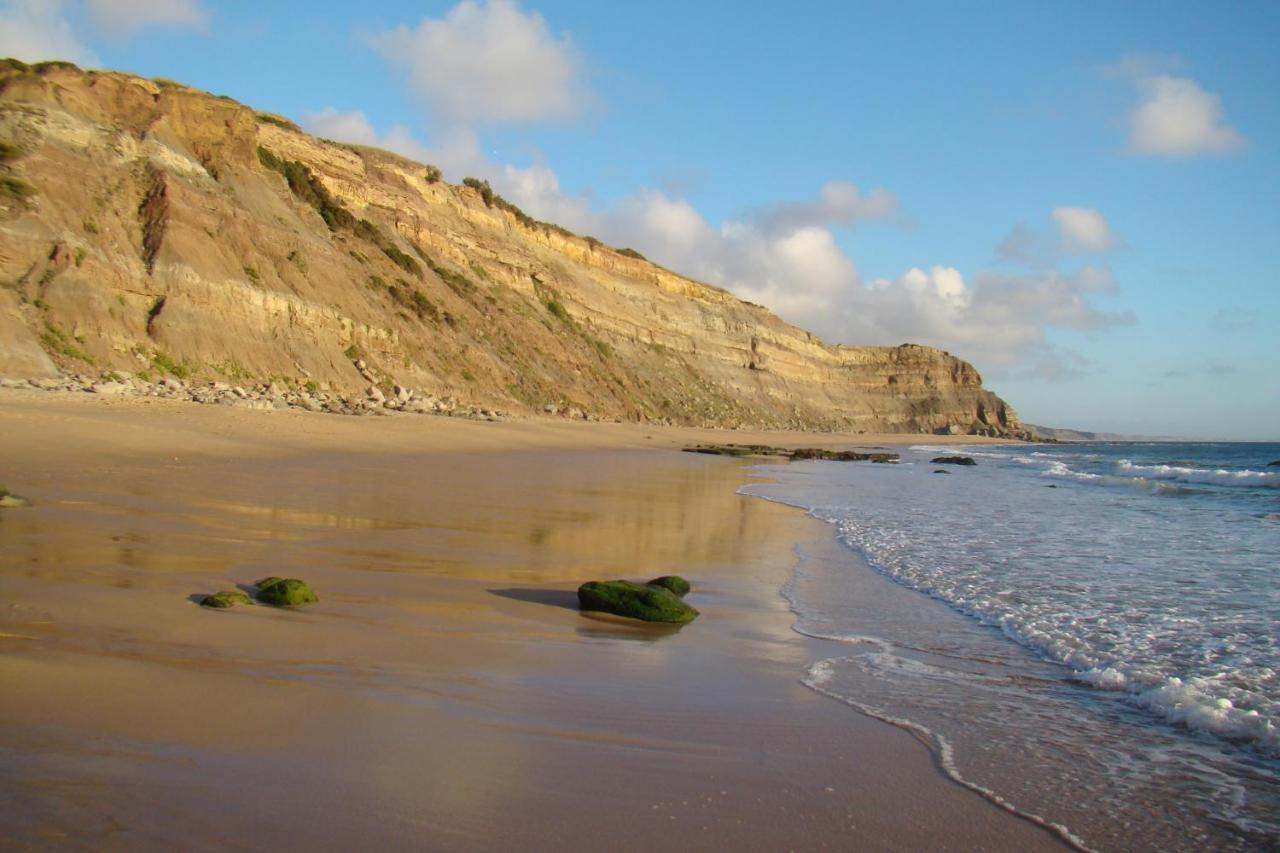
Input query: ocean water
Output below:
<box><xmin>742</xmin><ymin>442</ymin><xmax>1280</xmax><ymax>851</ymax></box>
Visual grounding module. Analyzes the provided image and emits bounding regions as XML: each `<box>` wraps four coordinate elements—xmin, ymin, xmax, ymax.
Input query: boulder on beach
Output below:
<box><xmin>201</xmin><ymin>590</ymin><xmax>252</xmax><ymax>608</ymax></box>
<box><xmin>254</xmin><ymin>577</ymin><xmax>318</xmax><ymax>606</ymax></box>
<box><xmin>647</xmin><ymin>575</ymin><xmax>691</xmax><ymax>597</ymax></box>
<box><xmin>932</xmin><ymin>469</ymin><xmax>950</xmax><ymax>474</ymax></box>
<box><xmin>931</xmin><ymin>456</ymin><xmax>977</xmax><ymax>466</ymax></box>
<box><xmin>578</xmin><ymin>580</ymin><xmax>699</xmax><ymax>623</ymax></box>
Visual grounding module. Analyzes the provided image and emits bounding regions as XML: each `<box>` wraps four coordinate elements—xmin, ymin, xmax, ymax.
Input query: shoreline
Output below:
<box><xmin>741</xmin><ymin>479</ymin><xmax>1092</xmax><ymax>850</ymax></box>
<box><xmin>742</xmin><ymin>442</ymin><xmax>1280</xmax><ymax>851</ymax></box>
<box><xmin>0</xmin><ymin>392</ymin><xmax>1063</xmax><ymax>850</ymax></box>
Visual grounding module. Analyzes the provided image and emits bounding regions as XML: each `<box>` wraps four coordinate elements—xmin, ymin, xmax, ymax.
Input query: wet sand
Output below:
<box><xmin>0</xmin><ymin>392</ymin><xmax>1066</xmax><ymax>850</ymax></box>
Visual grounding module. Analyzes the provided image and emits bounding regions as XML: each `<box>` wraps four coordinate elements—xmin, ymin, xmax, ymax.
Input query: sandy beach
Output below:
<box><xmin>0</xmin><ymin>390</ymin><xmax>1065</xmax><ymax>851</ymax></box>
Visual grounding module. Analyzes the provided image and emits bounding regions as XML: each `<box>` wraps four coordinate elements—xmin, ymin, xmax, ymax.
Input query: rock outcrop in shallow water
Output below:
<box><xmin>0</xmin><ymin>60</ymin><xmax>1030</xmax><ymax>436</ymax></box>
<box><xmin>931</xmin><ymin>456</ymin><xmax>977</xmax><ymax>466</ymax></box>
<box><xmin>684</xmin><ymin>444</ymin><xmax>899</xmax><ymax>463</ymax></box>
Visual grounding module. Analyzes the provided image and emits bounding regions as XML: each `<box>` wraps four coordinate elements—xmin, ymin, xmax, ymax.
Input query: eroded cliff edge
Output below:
<box><xmin>0</xmin><ymin>61</ymin><xmax>1028</xmax><ymax>436</ymax></box>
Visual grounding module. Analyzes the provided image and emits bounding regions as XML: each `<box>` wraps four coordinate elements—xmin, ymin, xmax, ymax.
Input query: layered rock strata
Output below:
<box><xmin>0</xmin><ymin>61</ymin><xmax>1028</xmax><ymax>436</ymax></box>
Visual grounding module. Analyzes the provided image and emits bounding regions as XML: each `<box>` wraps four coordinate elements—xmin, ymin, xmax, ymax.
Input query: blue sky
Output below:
<box><xmin>3</xmin><ymin>0</ymin><xmax>1277</xmax><ymax>438</ymax></box>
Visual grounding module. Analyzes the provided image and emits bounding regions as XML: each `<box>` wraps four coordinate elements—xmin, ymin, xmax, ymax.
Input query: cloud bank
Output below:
<box><xmin>366</xmin><ymin>0</ymin><xmax>583</xmax><ymax>126</ymax></box>
<box><xmin>0</xmin><ymin>0</ymin><xmax>98</xmax><ymax>65</ymax></box>
<box><xmin>0</xmin><ymin>0</ymin><xmax>211</xmax><ymax>66</ymax></box>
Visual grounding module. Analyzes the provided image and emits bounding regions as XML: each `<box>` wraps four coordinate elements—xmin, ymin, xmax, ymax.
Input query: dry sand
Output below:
<box><xmin>0</xmin><ymin>391</ymin><xmax>1066</xmax><ymax>850</ymax></box>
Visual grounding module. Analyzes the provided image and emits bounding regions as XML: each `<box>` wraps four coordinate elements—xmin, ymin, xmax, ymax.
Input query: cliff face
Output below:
<box><xmin>0</xmin><ymin>61</ymin><xmax>1027</xmax><ymax>436</ymax></box>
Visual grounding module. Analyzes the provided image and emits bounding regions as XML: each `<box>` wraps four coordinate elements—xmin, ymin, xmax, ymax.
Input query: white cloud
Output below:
<box><xmin>850</xmin><ymin>266</ymin><xmax>1128</xmax><ymax>370</ymax></box>
<box><xmin>85</xmin><ymin>0</ymin><xmax>210</xmax><ymax>37</ymax></box>
<box><xmin>619</xmin><ymin>192</ymin><xmax>718</xmax><ymax>259</ymax></box>
<box><xmin>0</xmin><ymin>0</ymin><xmax>210</xmax><ymax>67</ymax></box>
<box><xmin>303</xmin><ymin>107</ymin><xmax>450</xmax><ymax>170</ymax></box>
<box><xmin>727</xmin><ymin>225</ymin><xmax>859</xmax><ymax>321</ymax></box>
<box><xmin>0</xmin><ymin>0</ymin><xmax>97</xmax><ymax>65</ymax></box>
<box><xmin>302</xmin><ymin>106</ymin><xmax>599</xmax><ymax>232</ymax></box>
<box><xmin>597</xmin><ymin>191</ymin><xmax>1130</xmax><ymax>375</ymax></box>
<box><xmin>999</xmin><ymin>207</ymin><xmax>1119</xmax><ymax>266</ymax></box>
<box><xmin>753</xmin><ymin>181</ymin><xmax>897</xmax><ymax>232</ymax></box>
<box><xmin>499</xmin><ymin>160</ymin><xmax>596</xmax><ymax>232</ymax></box>
<box><xmin>367</xmin><ymin>0</ymin><xmax>583</xmax><ymax>126</ymax></box>
<box><xmin>1052</xmin><ymin>206</ymin><xmax>1117</xmax><ymax>253</ymax></box>
<box><xmin>304</xmin><ymin>108</ymin><xmax>380</xmax><ymax>145</ymax></box>
<box><xmin>1128</xmin><ymin>74</ymin><xmax>1245</xmax><ymax>157</ymax></box>
<box><xmin>995</xmin><ymin>223</ymin><xmax>1048</xmax><ymax>267</ymax></box>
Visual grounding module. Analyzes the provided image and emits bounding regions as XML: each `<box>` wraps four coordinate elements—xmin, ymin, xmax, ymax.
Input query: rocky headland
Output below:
<box><xmin>0</xmin><ymin>60</ymin><xmax>1031</xmax><ymax>437</ymax></box>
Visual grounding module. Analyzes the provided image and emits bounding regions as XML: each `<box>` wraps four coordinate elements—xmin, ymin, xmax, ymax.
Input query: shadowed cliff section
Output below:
<box><xmin>0</xmin><ymin>59</ymin><xmax>1029</xmax><ymax>436</ymax></box>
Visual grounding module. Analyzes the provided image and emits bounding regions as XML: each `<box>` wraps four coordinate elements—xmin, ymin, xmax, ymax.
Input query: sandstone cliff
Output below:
<box><xmin>0</xmin><ymin>60</ymin><xmax>1028</xmax><ymax>436</ymax></box>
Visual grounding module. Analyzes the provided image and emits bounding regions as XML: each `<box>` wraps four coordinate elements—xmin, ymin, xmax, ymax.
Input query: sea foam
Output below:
<box><xmin>748</xmin><ymin>439</ymin><xmax>1280</xmax><ymax>849</ymax></box>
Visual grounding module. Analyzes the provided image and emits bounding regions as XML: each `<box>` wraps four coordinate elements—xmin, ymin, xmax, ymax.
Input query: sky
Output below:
<box><xmin>2</xmin><ymin>1</ymin><xmax>1277</xmax><ymax>439</ymax></box>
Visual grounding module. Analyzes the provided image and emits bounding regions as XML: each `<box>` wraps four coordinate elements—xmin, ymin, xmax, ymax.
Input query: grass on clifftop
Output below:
<box><xmin>255</xmin><ymin>113</ymin><xmax>301</xmax><ymax>133</ymax></box>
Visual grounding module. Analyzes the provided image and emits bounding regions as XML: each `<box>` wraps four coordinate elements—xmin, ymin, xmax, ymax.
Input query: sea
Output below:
<box><xmin>742</xmin><ymin>441</ymin><xmax>1280</xmax><ymax>851</ymax></box>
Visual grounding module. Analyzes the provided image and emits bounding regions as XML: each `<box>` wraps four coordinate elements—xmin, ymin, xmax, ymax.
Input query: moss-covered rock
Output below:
<box><xmin>578</xmin><ymin>580</ymin><xmax>699</xmax><ymax>623</ymax></box>
<box><xmin>647</xmin><ymin>575</ymin><xmax>691</xmax><ymax>597</ymax></box>
<box><xmin>201</xmin><ymin>590</ymin><xmax>252</xmax><ymax>608</ymax></box>
<box><xmin>254</xmin><ymin>577</ymin><xmax>318</xmax><ymax>606</ymax></box>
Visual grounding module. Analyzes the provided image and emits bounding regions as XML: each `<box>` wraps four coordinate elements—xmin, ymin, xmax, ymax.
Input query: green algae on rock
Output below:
<box><xmin>254</xmin><ymin>577</ymin><xmax>318</xmax><ymax>606</ymax></box>
<box><xmin>578</xmin><ymin>580</ymin><xmax>699</xmax><ymax>623</ymax></box>
<box><xmin>201</xmin><ymin>590</ymin><xmax>253</xmax><ymax>608</ymax></box>
<box><xmin>646</xmin><ymin>575</ymin><xmax>691</xmax><ymax>597</ymax></box>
